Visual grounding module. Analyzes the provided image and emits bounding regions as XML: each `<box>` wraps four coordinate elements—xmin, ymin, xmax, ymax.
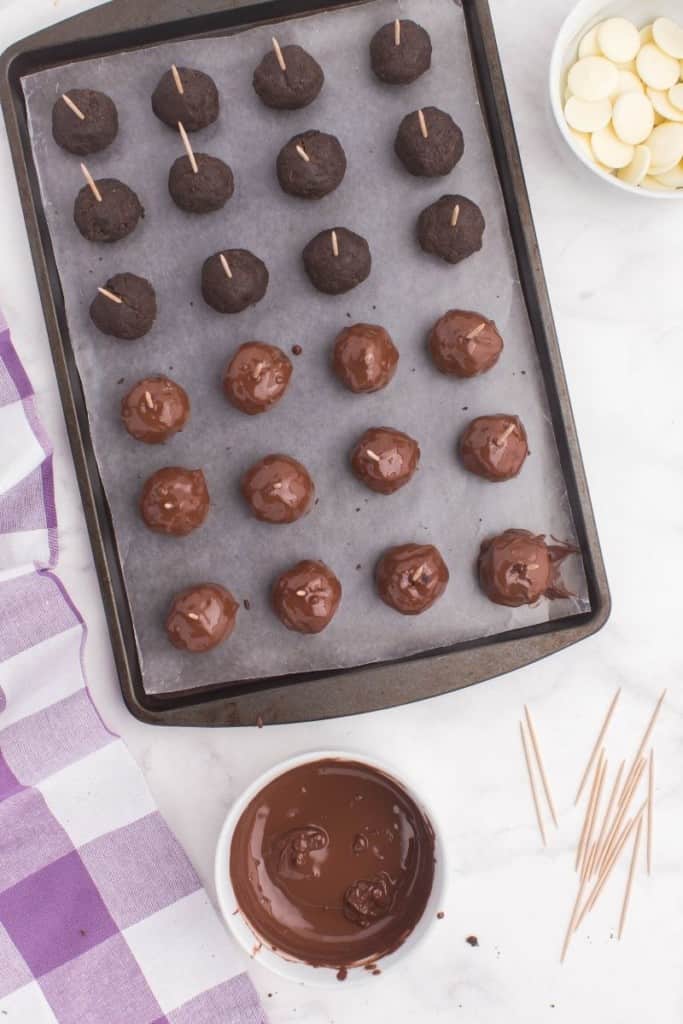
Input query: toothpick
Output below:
<box><xmin>520</xmin><ymin>721</ymin><xmax>546</xmax><ymax>847</ymax></box>
<box><xmin>177</xmin><ymin>121</ymin><xmax>198</xmax><ymax>173</ymax></box>
<box><xmin>647</xmin><ymin>750</ymin><xmax>654</xmax><ymax>874</ymax></box>
<box><xmin>576</xmin><ymin>804</ymin><xmax>645</xmax><ymax>928</ymax></box>
<box><xmin>171</xmin><ymin>64</ymin><xmax>184</xmax><ymax>95</ymax></box>
<box><xmin>364</xmin><ymin>448</ymin><xmax>380</xmax><ymax>462</ymax></box>
<box><xmin>575</xmin><ymin>748</ymin><xmax>604</xmax><ymax>871</ymax></box>
<box><xmin>591</xmin><ymin>759</ymin><xmax>624</xmax><ymax>877</ymax></box>
<box><xmin>163</xmin><ymin>502</ymin><xmax>173</xmax><ymax>510</ymax></box>
<box><xmin>80</xmin><ymin>162</ymin><xmax>102</xmax><ymax>202</ymax></box>
<box><xmin>272</xmin><ymin>36</ymin><xmax>287</xmax><ymax>72</ymax></box>
<box><xmin>580</xmin><ymin>756</ymin><xmax>606</xmax><ymax>880</ymax></box>
<box><xmin>560</xmin><ymin>875</ymin><xmax>587</xmax><ymax>963</ymax></box>
<box><xmin>219</xmin><ymin>253</ymin><xmax>233</xmax><ymax>279</ymax></box>
<box><xmin>596</xmin><ymin>756</ymin><xmax>646</xmax><ymax>877</ymax></box>
<box><xmin>466</xmin><ymin>322</ymin><xmax>486</xmax><ymax>340</ymax></box>
<box><xmin>574</xmin><ymin>688</ymin><xmax>621</xmax><ymax>805</ymax></box>
<box><xmin>295</xmin><ymin>589</ymin><xmax>307</xmax><ymax>597</ymax></box>
<box><xmin>331</xmin><ymin>229</ymin><xmax>339</xmax><ymax>257</ymax></box>
<box><xmin>618</xmin><ymin>816</ymin><xmax>643</xmax><ymax>940</ymax></box>
<box><xmin>524</xmin><ymin>705</ymin><xmax>558</xmax><ymax>828</ymax></box>
<box><xmin>450</xmin><ymin>203</ymin><xmax>460</xmax><ymax>228</ymax></box>
<box><xmin>417</xmin><ymin>109</ymin><xmax>428</xmax><ymax>139</ymax></box>
<box><xmin>496</xmin><ymin>422</ymin><xmax>517</xmax><ymax>447</ymax></box>
<box><xmin>394</xmin><ymin>18</ymin><xmax>401</xmax><ymax>46</ymax></box>
<box><xmin>144</xmin><ymin>390</ymin><xmax>154</xmax><ymax>409</ymax></box>
<box><xmin>62</xmin><ymin>93</ymin><xmax>85</xmax><ymax>120</ymax></box>
<box><xmin>295</xmin><ymin>143</ymin><xmax>310</xmax><ymax>162</ymax></box>
<box><xmin>410</xmin><ymin>564</ymin><xmax>427</xmax><ymax>584</ymax></box>
<box><xmin>619</xmin><ymin>690</ymin><xmax>666</xmax><ymax>806</ymax></box>
<box><xmin>97</xmin><ymin>287</ymin><xmax>122</xmax><ymax>304</ymax></box>
<box><xmin>187</xmin><ymin>611</ymin><xmax>199</xmax><ymax>620</ymax></box>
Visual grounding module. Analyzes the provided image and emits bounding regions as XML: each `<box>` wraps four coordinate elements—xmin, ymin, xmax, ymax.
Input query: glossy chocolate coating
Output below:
<box><xmin>417</xmin><ymin>194</ymin><xmax>485</xmax><ymax>265</ymax></box>
<box><xmin>73</xmin><ymin>178</ymin><xmax>143</xmax><ymax>243</ymax></box>
<box><xmin>90</xmin><ymin>273</ymin><xmax>156</xmax><ymax>340</ymax></box>
<box><xmin>395</xmin><ymin>107</ymin><xmax>463</xmax><ymax>177</ymax></box>
<box><xmin>428</xmin><ymin>309</ymin><xmax>503</xmax><ymax>378</ymax></box>
<box><xmin>121</xmin><ymin>376</ymin><xmax>190</xmax><ymax>444</ymax></box>
<box><xmin>375</xmin><ymin>543</ymin><xmax>449</xmax><ymax>614</ymax></box>
<box><xmin>230</xmin><ymin>758</ymin><xmax>435</xmax><ymax>968</ymax></box>
<box><xmin>271</xmin><ymin>559</ymin><xmax>342</xmax><ymax>633</ymax></box>
<box><xmin>223</xmin><ymin>342</ymin><xmax>292</xmax><ymax>416</ymax></box>
<box><xmin>459</xmin><ymin>414</ymin><xmax>528</xmax><ymax>481</ymax></box>
<box><xmin>165</xmin><ymin>583</ymin><xmax>238</xmax><ymax>652</ymax></box>
<box><xmin>151</xmin><ymin>67</ymin><xmax>219</xmax><ymax>131</ymax></box>
<box><xmin>241</xmin><ymin>454</ymin><xmax>314</xmax><ymax>524</ymax></box>
<box><xmin>351</xmin><ymin>427</ymin><xmax>420</xmax><ymax>494</ymax></box>
<box><xmin>478</xmin><ymin>529</ymin><xmax>578</xmax><ymax>607</ymax></box>
<box><xmin>201</xmin><ymin>249</ymin><xmax>268</xmax><ymax>314</ymax></box>
<box><xmin>276</xmin><ymin>130</ymin><xmax>346</xmax><ymax>199</ymax></box>
<box><xmin>52</xmin><ymin>89</ymin><xmax>118</xmax><ymax>155</ymax></box>
<box><xmin>168</xmin><ymin>153</ymin><xmax>234</xmax><ymax>213</ymax></box>
<box><xmin>140</xmin><ymin>467</ymin><xmax>209</xmax><ymax>535</ymax></box>
<box><xmin>252</xmin><ymin>44</ymin><xmax>324</xmax><ymax>110</ymax></box>
<box><xmin>370</xmin><ymin>19</ymin><xmax>432</xmax><ymax>84</ymax></box>
<box><xmin>332</xmin><ymin>324</ymin><xmax>399</xmax><ymax>394</ymax></box>
<box><xmin>302</xmin><ymin>227</ymin><xmax>371</xmax><ymax>295</ymax></box>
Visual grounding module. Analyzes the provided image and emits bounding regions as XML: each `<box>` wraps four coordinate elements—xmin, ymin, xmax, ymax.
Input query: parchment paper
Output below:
<box><xmin>22</xmin><ymin>0</ymin><xmax>590</xmax><ymax>695</ymax></box>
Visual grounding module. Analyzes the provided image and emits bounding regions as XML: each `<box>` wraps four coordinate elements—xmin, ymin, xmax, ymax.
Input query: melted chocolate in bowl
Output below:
<box><xmin>229</xmin><ymin>759</ymin><xmax>435</xmax><ymax>969</ymax></box>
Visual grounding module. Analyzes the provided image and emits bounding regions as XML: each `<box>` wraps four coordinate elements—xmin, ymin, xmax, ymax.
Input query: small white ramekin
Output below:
<box><xmin>214</xmin><ymin>749</ymin><xmax>445</xmax><ymax>987</ymax></box>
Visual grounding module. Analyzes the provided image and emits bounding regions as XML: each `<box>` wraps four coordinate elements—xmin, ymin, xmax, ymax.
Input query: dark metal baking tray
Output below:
<box><xmin>0</xmin><ymin>0</ymin><xmax>610</xmax><ymax>726</ymax></box>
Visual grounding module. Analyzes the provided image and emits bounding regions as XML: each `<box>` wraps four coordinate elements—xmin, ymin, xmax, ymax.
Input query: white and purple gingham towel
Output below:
<box><xmin>0</xmin><ymin>310</ymin><xmax>266</xmax><ymax>1022</ymax></box>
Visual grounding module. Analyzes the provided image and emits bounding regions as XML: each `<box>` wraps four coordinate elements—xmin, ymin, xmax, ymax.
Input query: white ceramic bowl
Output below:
<box><xmin>549</xmin><ymin>0</ymin><xmax>683</xmax><ymax>198</ymax></box>
<box><xmin>214</xmin><ymin>749</ymin><xmax>445</xmax><ymax>987</ymax></box>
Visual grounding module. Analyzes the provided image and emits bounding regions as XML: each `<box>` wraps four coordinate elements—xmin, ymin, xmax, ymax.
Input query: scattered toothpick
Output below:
<box><xmin>80</xmin><ymin>162</ymin><xmax>102</xmax><ymax>202</ymax></box>
<box><xmin>591</xmin><ymin>759</ymin><xmax>624</xmax><ymax>877</ymax></box>
<box><xmin>619</xmin><ymin>690</ymin><xmax>666</xmax><ymax>807</ymax></box>
<box><xmin>219</xmin><ymin>254</ymin><xmax>233</xmax><ymax>279</ymax></box>
<box><xmin>62</xmin><ymin>93</ymin><xmax>85</xmax><ymax>120</ymax></box>
<box><xmin>580</xmin><ymin>756</ymin><xmax>606</xmax><ymax>880</ymax></box>
<box><xmin>394</xmin><ymin>18</ymin><xmax>401</xmax><ymax>46</ymax></box>
<box><xmin>144</xmin><ymin>390</ymin><xmax>154</xmax><ymax>409</ymax></box>
<box><xmin>450</xmin><ymin>203</ymin><xmax>460</xmax><ymax>228</ymax></box>
<box><xmin>295</xmin><ymin>143</ymin><xmax>310</xmax><ymax>163</ymax></box>
<box><xmin>647</xmin><ymin>750</ymin><xmax>654</xmax><ymax>875</ymax></box>
<box><xmin>417</xmin><ymin>109</ymin><xmax>428</xmax><ymax>139</ymax></box>
<box><xmin>575</xmin><ymin>688</ymin><xmax>621</xmax><ymax>805</ymax></box>
<box><xmin>177</xmin><ymin>121</ymin><xmax>198</xmax><ymax>173</ymax></box>
<box><xmin>331</xmin><ymin>229</ymin><xmax>339</xmax><ymax>257</ymax></box>
<box><xmin>596</xmin><ymin>756</ymin><xmax>645</xmax><ymax>878</ymax></box>
<box><xmin>524</xmin><ymin>705</ymin><xmax>558</xmax><ymax>828</ymax></box>
<box><xmin>272</xmin><ymin>36</ymin><xmax>287</xmax><ymax>72</ymax></box>
<box><xmin>618</xmin><ymin>815</ymin><xmax>643</xmax><ymax>940</ymax></box>
<box><xmin>575</xmin><ymin>749</ymin><xmax>604</xmax><ymax>870</ymax></box>
<box><xmin>171</xmin><ymin>64</ymin><xmax>184</xmax><ymax>95</ymax></box>
<box><xmin>97</xmin><ymin>286</ymin><xmax>122</xmax><ymax>304</ymax></box>
<box><xmin>520</xmin><ymin>720</ymin><xmax>546</xmax><ymax>847</ymax></box>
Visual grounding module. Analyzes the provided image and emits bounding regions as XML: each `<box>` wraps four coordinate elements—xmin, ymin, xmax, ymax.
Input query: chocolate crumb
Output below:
<box><xmin>336</xmin><ymin>967</ymin><xmax>348</xmax><ymax>981</ymax></box>
<box><xmin>314</xmin><ymin>497</ymin><xmax>320</xmax><ymax>505</ymax></box>
<box><xmin>116</xmin><ymin>377</ymin><xmax>125</xmax><ymax>385</ymax></box>
<box><xmin>355</xmin><ymin>507</ymin><xmax>361</xmax><ymax>512</ymax></box>
<box><xmin>372</xmin><ymin>968</ymin><xmax>381</xmax><ymax>975</ymax></box>
<box><xmin>243</xmin><ymin>599</ymin><xmax>251</xmax><ymax>610</ymax></box>
<box><xmin>466</xmin><ymin>935</ymin><xmax>479</xmax><ymax>947</ymax></box>
<box><xmin>79</xmin><ymin>929</ymin><xmax>86</xmax><ymax>936</ymax></box>
<box><xmin>437</xmin><ymin>911</ymin><xmax>445</xmax><ymax>919</ymax></box>
<box><xmin>462</xmin><ymin>406</ymin><xmax>469</xmax><ymax>411</ymax></box>
<box><xmin>256</xmin><ymin>715</ymin><xmax>264</xmax><ymax>729</ymax></box>
<box><xmin>292</xmin><ymin>344</ymin><xmax>303</xmax><ymax>356</ymax></box>
<box><xmin>355</xmin><ymin>563</ymin><xmax>362</xmax><ymax>571</ymax></box>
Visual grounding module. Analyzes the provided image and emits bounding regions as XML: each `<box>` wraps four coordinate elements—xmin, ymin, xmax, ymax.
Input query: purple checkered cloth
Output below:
<box><xmin>0</xmin><ymin>310</ymin><xmax>267</xmax><ymax>1022</ymax></box>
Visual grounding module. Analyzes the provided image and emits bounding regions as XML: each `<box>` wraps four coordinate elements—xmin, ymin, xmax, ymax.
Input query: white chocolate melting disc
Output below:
<box><xmin>654</xmin><ymin>160</ymin><xmax>683</xmax><ymax>187</ymax></box>
<box><xmin>668</xmin><ymin>83</ymin><xmax>683</xmax><ymax>112</ymax></box>
<box><xmin>565</xmin><ymin>95</ymin><xmax>613</xmax><ymax>132</ymax></box>
<box><xmin>636</xmin><ymin>43</ymin><xmax>680</xmax><ymax>91</ymax></box>
<box><xmin>647</xmin><ymin>87</ymin><xmax>683</xmax><ymax>123</ymax></box>
<box><xmin>652</xmin><ymin>17</ymin><xmax>683</xmax><ymax>60</ymax></box>
<box><xmin>590</xmin><ymin>124</ymin><xmax>634</xmax><ymax>168</ymax></box>
<box><xmin>612</xmin><ymin>92</ymin><xmax>654</xmax><ymax>144</ymax></box>
<box><xmin>569</xmin><ymin>128</ymin><xmax>593</xmax><ymax>160</ymax></box>
<box><xmin>597</xmin><ymin>18</ymin><xmax>640</xmax><ymax>64</ymax></box>
<box><xmin>645</xmin><ymin>122</ymin><xmax>683</xmax><ymax>173</ymax></box>
<box><xmin>639</xmin><ymin>24</ymin><xmax>653</xmax><ymax>46</ymax></box>
<box><xmin>610</xmin><ymin>69</ymin><xmax>644</xmax><ymax>99</ymax></box>
<box><xmin>568</xmin><ymin>56</ymin><xmax>619</xmax><ymax>101</ymax></box>
<box><xmin>641</xmin><ymin>174</ymin><xmax>671</xmax><ymax>190</ymax></box>
<box><xmin>617</xmin><ymin>144</ymin><xmax>651</xmax><ymax>185</ymax></box>
<box><xmin>578</xmin><ymin>23</ymin><xmax>603</xmax><ymax>58</ymax></box>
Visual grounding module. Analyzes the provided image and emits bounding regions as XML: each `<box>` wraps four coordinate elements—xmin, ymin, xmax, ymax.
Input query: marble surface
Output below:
<box><xmin>1</xmin><ymin>1</ymin><xmax>682</xmax><ymax>1020</ymax></box>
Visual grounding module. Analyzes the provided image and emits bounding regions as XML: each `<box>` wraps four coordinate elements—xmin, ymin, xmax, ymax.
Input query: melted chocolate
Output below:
<box><xmin>121</xmin><ymin>376</ymin><xmax>189</xmax><ymax>443</ymax></box>
<box><xmin>229</xmin><ymin>758</ymin><xmax>435</xmax><ymax>968</ymax></box>
<box><xmin>241</xmin><ymin>454</ymin><xmax>314</xmax><ymax>524</ymax></box>
<box><xmin>459</xmin><ymin>414</ymin><xmax>528</xmax><ymax>481</ymax></box>
<box><xmin>140</xmin><ymin>467</ymin><xmax>209</xmax><ymax>535</ymax></box>
<box><xmin>478</xmin><ymin>529</ymin><xmax>578</xmax><ymax>607</ymax></box>
<box><xmin>332</xmin><ymin>324</ymin><xmax>399</xmax><ymax>394</ymax></box>
<box><xmin>223</xmin><ymin>342</ymin><xmax>292</xmax><ymax>415</ymax></box>
<box><xmin>375</xmin><ymin>543</ymin><xmax>449</xmax><ymax>614</ymax></box>
<box><xmin>429</xmin><ymin>309</ymin><xmax>503</xmax><ymax>378</ymax></box>
<box><xmin>271</xmin><ymin>559</ymin><xmax>342</xmax><ymax>633</ymax></box>
<box><xmin>351</xmin><ymin>427</ymin><xmax>420</xmax><ymax>494</ymax></box>
<box><xmin>165</xmin><ymin>583</ymin><xmax>238</xmax><ymax>652</ymax></box>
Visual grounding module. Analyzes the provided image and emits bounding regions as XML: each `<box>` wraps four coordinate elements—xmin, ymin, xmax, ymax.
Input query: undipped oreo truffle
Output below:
<box><xmin>140</xmin><ymin>467</ymin><xmax>209</xmax><ymax>535</ymax></box>
<box><xmin>166</xmin><ymin>583</ymin><xmax>238</xmax><ymax>652</ymax></box>
<box><xmin>429</xmin><ymin>309</ymin><xmax>503</xmax><ymax>378</ymax></box>
<box><xmin>459</xmin><ymin>414</ymin><xmax>528</xmax><ymax>481</ymax></box>
<box><xmin>121</xmin><ymin>376</ymin><xmax>190</xmax><ymax>444</ymax></box>
<box><xmin>151</xmin><ymin>66</ymin><xmax>219</xmax><ymax>131</ymax></box>
<box><xmin>253</xmin><ymin>43</ymin><xmax>324</xmax><ymax>109</ymax></box>
<box><xmin>168</xmin><ymin>153</ymin><xmax>234</xmax><ymax>213</ymax></box>
<box><xmin>241</xmin><ymin>454</ymin><xmax>314</xmax><ymax>524</ymax></box>
<box><xmin>223</xmin><ymin>342</ymin><xmax>292</xmax><ymax>415</ymax></box>
<box><xmin>74</xmin><ymin>178</ymin><xmax>143</xmax><ymax>243</ymax></box>
<box><xmin>375</xmin><ymin>543</ymin><xmax>449</xmax><ymax>615</ymax></box>
<box><xmin>303</xmin><ymin>227</ymin><xmax>371</xmax><ymax>295</ymax></box>
<box><xmin>332</xmin><ymin>323</ymin><xmax>399</xmax><ymax>394</ymax></box>
<box><xmin>201</xmin><ymin>249</ymin><xmax>268</xmax><ymax>313</ymax></box>
<box><xmin>395</xmin><ymin>107</ymin><xmax>463</xmax><ymax>177</ymax></box>
<box><xmin>271</xmin><ymin>559</ymin><xmax>342</xmax><ymax>633</ymax></box>
<box><xmin>90</xmin><ymin>273</ymin><xmax>156</xmax><ymax>340</ymax></box>
<box><xmin>276</xmin><ymin>130</ymin><xmax>346</xmax><ymax>199</ymax></box>
<box><xmin>478</xmin><ymin>529</ymin><xmax>578</xmax><ymax>607</ymax></box>
<box><xmin>417</xmin><ymin>194</ymin><xmax>484</xmax><ymax>264</ymax></box>
<box><xmin>52</xmin><ymin>89</ymin><xmax>118</xmax><ymax>155</ymax></box>
<box><xmin>370</xmin><ymin>19</ymin><xmax>432</xmax><ymax>84</ymax></box>
<box><xmin>351</xmin><ymin>426</ymin><xmax>420</xmax><ymax>494</ymax></box>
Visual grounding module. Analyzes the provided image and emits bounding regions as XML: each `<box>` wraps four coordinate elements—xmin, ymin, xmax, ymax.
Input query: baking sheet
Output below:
<box><xmin>21</xmin><ymin>0</ymin><xmax>589</xmax><ymax>695</ymax></box>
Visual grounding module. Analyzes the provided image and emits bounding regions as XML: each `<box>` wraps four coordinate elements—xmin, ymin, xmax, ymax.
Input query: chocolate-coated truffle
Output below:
<box><xmin>459</xmin><ymin>414</ymin><xmax>528</xmax><ymax>481</ymax></box>
<box><xmin>276</xmin><ymin>130</ymin><xmax>346</xmax><ymax>199</ymax></box>
<box><xmin>478</xmin><ymin>529</ymin><xmax>578</xmax><ymax>607</ymax></box>
<box><xmin>52</xmin><ymin>89</ymin><xmax>118</xmax><ymax>155</ymax></box>
<box><xmin>140</xmin><ymin>467</ymin><xmax>209</xmax><ymax>535</ymax></box>
<box><xmin>201</xmin><ymin>249</ymin><xmax>268</xmax><ymax>314</ymax></box>
<box><xmin>375</xmin><ymin>543</ymin><xmax>449</xmax><ymax>615</ymax></box>
<box><xmin>166</xmin><ymin>583</ymin><xmax>238</xmax><ymax>652</ymax></box>
<box><xmin>429</xmin><ymin>309</ymin><xmax>503</xmax><ymax>378</ymax></box>
<box><xmin>151</xmin><ymin>66</ymin><xmax>219</xmax><ymax>131</ymax></box>
<box><xmin>417</xmin><ymin>194</ymin><xmax>485</xmax><ymax>264</ymax></box>
<box><xmin>241</xmin><ymin>454</ymin><xmax>314</xmax><ymax>524</ymax></box>
<box><xmin>253</xmin><ymin>44</ymin><xmax>324</xmax><ymax>109</ymax></box>
<box><xmin>370</xmin><ymin>19</ymin><xmax>432</xmax><ymax>84</ymax></box>
<box><xmin>271</xmin><ymin>559</ymin><xmax>342</xmax><ymax>633</ymax></box>
<box><xmin>90</xmin><ymin>273</ymin><xmax>156</xmax><ymax>340</ymax></box>
<box><xmin>121</xmin><ymin>376</ymin><xmax>190</xmax><ymax>443</ymax></box>
<box><xmin>73</xmin><ymin>179</ymin><xmax>143</xmax><ymax>243</ymax></box>
<box><xmin>303</xmin><ymin>227</ymin><xmax>371</xmax><ymax>295</ymax></box>
<box><xmin>395</xmin><ymin>107</ymin><xmax>463</xmax><ymax>177</ymax></box>
<box><xmin>168</xmin><ymin>153</ymin><xmax>234</xmax><ymax>213</ymax></box>
<box><xmin>223</xmin><ymin>342</ymin><xmax>292</xmax><ymax>415</ymax></box>
<box><xmin>332</xmin><ymin>323</ymin><xmax>399</xmax><ymax>394</ymax></box>
<box><xmin>351</xmin><ymin>427</ymin><xmax>420</xmax><ymax>494</ymax></box>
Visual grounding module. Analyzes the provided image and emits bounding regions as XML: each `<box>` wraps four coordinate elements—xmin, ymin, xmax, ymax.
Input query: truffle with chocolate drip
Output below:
<box><xmin>459</xmin><ymin>414</ymin><xmax>528</xmax><ymax>481</ymax></box>
<box><xmin>478</xmin><ymin>529</ymin><xmax>579</xmax><ymax>607</ymax></box>
<box><xmin>223</xmin><ymin>342</ymin><xmax>292</xmax><ymax>415</ymax></box>
<box><xmin>350</xmin><ymin>427</ymin><xmax>420</xmax><ymax>494</ymax></box>
<box><xmin>271</xmin><ymin>559</ymin><xmax>342</xmax><ymax>633</ymax></box>
<box><xmin>375</xmin><ymin>543</ymin><xmax>449</xmax><ymax>614</ymax></box>
<box><xmin>165</xmin><ymin>583</ymin><xmax>238</xmax><ymax>652</ymax></box>
<box><xmin>241</xmin><ymin>454</ymin><xmax>314</xmax><ymax>524</ymax></box>
<box><xmin>428</xmin><ymin>309</ymin><xmax>503</xmax><ymax>378</ymax></box>
<box><xmin>332</xmin><ymin>324</ymin><xmax>399</xmax><ymax>394</ymax></box>
<box><xmin>121</xmin><ymin>376</ymin><xmax>189</xmax><ymax>443</ymax></box>
<box><xmin>139</xmin><ymin>467</ymin><xmax>209</xmax><ymax>535</ymax></box>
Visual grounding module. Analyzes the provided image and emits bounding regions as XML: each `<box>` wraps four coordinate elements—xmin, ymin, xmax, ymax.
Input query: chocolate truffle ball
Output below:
<box><xmin>370</xmin><ymin>19</ymin><xmax>432</xmax><ymax>84</ymax></box>
<box><xmin>241</xmin><ymin>454</ymin><xmax>314</xmax><ymax>524</ymax></box>
<box><xmin>351</xmin><ymin>427</ymin><xmax>420</xmax><ymax>495</ymax></box>
<box><xmin>52</xmin><ymin>89</ymin><xmax>118</xmax><ymax>155</ymax></box>
<box><xmin>478</xmin><ymin>529</ymin><xmax>578</xmax><ymax>607</ymax></box>
<box><xmin>276</xmin><ymin>130</ymin><xmax>346</xmax><ymax>199</ymax></box>
<box><xmin>151</xmin><ymin>66</ymin><xmax>219</xmax><ymax>131</ymax></box>
<box><xmin>375</xmin><ymin>543</ymin><xmax>449</xmax><ymax>615</ymax></box>
<box><xmin>271</xmin><ymin>559</ymin><xmax>342</xmax><ymax>633</ymax></box>
<box><xmin>166</xmin><ymin>583</ymin><xmax>238</xmax><ymax>652</ymax></box>
<box><xmin>201</xmin><ymin>249</ymin><xmax>269</xmax><ymax>314</ymax></box>
<box><xmin>253</xmin><ymin>44</ymin><xmax>324</xmax><ymax>109</ymax></box>
<box><xmin>395</xmin><ymin>107</ymin><xmax>464</xmax><ymax>177</ymax></box>
<box><xmin>223</xmin><ymin>342</ymin><xmax>292</xmax><ymax>415</ymax></box>
<box><xmin>74</xmin><ymin>178</ymin><xmax>143</xmax><ymax>243</ymax></box>
<box><xmin>140</xmin><ymin>467</ymin><xmax>209</xmax><ymax>535</ymax></box>
<box><xmin>303</xmin><ymin>227</ymin><xmax>371</xmax><ymax>295</ymax></box>
<box><xmin>168</xmin><ymin>153</ymin><xmax>234</xmax><ymax>213</ymax></box>
<box><xmin>332</xmin><ymin>323</ymin><xmax>399</xmax><ymax>394</ymax></box>
<box><xmin>417</xmin><ymin>194</ymin><xmax>485</xmax><ymax>264</ymax></box>
<box><xmin>121</xmin><ymin>376</ymin><xmax>190</xmax><ymax>444</ymax></box>
<box><xmin>90</xmin><ymin>273</ymin><xmax>156</xmax><ymax>340</ymax></box>
<box><xmin>459</xmin><ymin>414</ymin><xmax>528</xmax><ymax>481</ymax></box>
<box><xmin>429</xmin><ymin>309</ymin><xmax>503</xmax><ymax>378</ymax></box>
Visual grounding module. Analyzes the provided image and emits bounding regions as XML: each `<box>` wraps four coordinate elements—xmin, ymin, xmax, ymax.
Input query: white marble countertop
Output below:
<box><xmin>2</xmin><ymin>1</ymin><xmax>682</xmax><ymax>1020</ymax></box>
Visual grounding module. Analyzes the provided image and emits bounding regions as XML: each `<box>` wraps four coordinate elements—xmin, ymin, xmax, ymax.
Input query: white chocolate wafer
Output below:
<box><xmin>569</xmin><ymin>128</ymin><xmax>593</xmax><ymax>160</ymax></box>
<box><xmin>636</xmin><ymin>43</ymin><xmax>680</xmax><ymax>91</ymax></box>
<box><xmin>654</xmin><ymin>160</ymin><xmax>683</xmax><ymax>187</ymax></box>
<box><xmin>652</xmin><ymin>17</ymin><xmax>683</xmax><ymax>60</ymax></box>
<box><xmin>565</xmin><ymin>95</ymin><xmax>612</xmax><ymax>132</ymax></box>
<box><xmin>641</xmin><ymin>174</ymin><xmax>671</xmax><ymax>190</ymax></box>
<box><xmin>568</xmin><ymin>56</ymin><xmax>619</xmax><ymax>101</ymax></box>
<box><xmin>612</xmin><ymin>92</ymin><xmax>654</xmax><ymax>144</ymax></box>
<box><xmin>591</xmin><ymin>124</ymin><xmax>634</xmax><ymax>168</ymax></box>
<box><xmin>611</xmin><ymin>69</ymin><xmax>644</xmax><ymax>99</ymax></box>
<box><xmin>646</xmin><ymin>122</ymin><xmax>683</xmax><ymax>173</ymax></box>
<box><xmin>647</xmin><ymin>87</ymin><xmax>683</xmax><ymax>123</ymax></box>
<box><xmin>597</xmin><ymin>18</ymin><xmax>640</xmax><ymax>64</ymax></box>
<box><xmin>579</xmin><ymin>23</ymin><xmax>603</xmax><ymax>58</ymax></box>
<box><xmin>669</xmin><ymin>84</ymin><xmax>683</xmax><ymax>111</ymax></box>
<box><xmin>617</xmin><ymin>144</ymin><xmax>651</xmax><ymax>184</ymax></box>
<box><xmin>639</xmin><ymin>24</ymin><xmax>653</xmax><ymax>47</ymax></box>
